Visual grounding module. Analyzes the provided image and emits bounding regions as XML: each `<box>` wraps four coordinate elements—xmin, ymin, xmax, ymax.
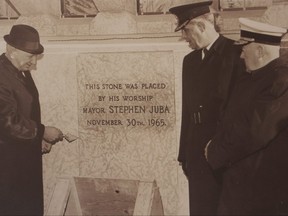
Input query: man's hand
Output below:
<box><xmin>205</xmin><ymin>140</ymin><xmax>211</xmax><ymax>161</ymax></box>
<box><xmin>43</xmin><ymin>126</ymin><xmax>63</xmax><ymax>144</ymax></box>
<box><xmin>42</xmin><ymin>140</ymin><xmax>52</xmax><ymax>154</ymax></box>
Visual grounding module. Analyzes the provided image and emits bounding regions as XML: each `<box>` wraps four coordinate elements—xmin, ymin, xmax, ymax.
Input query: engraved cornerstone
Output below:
<box><xmin>77</xmin><ymin>51</ymin><xmax>177</xmax><ymax>214</ymax></box>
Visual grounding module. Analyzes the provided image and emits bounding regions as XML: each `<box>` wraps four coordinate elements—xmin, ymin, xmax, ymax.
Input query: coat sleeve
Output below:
<box><xmin>178</xmin><ymin>56</ymin><xmax>191</xmax><ymax>162</ymax></box>
<box><xmin>0</xmin><ymin>81</ymin><xmax>44</xmax><ymax>142</ymax></box>
<box><xmin>207</xmin><ymin>67</ymin><xmax>288</xmax><ymax>169</ymax></box>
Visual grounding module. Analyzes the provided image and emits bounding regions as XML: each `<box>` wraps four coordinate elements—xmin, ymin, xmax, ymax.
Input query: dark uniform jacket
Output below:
<box><xmin>208</xmin><ymin>57</ymin><xmax>288</xmax><ymax>215</ymax></box>
<box><xmin>179</xmin><ymin>35</ymin><xmax>243</xmax><ymax>214</ymax></box>
<box><xmin>0</xmin><ymin>54</ymin><xmax>45</xmax><ymax>215</ymax></box>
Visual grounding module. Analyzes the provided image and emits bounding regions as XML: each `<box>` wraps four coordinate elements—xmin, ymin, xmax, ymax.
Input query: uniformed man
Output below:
<box><xmin>206</xmin><ymin>18</ymin><xmax>288</xmax><ymax>215</ymax></box>
<box><xmin>169</xmin><ymin>1</ymin><xmax>244</xmax><ymax>215</ymax></box>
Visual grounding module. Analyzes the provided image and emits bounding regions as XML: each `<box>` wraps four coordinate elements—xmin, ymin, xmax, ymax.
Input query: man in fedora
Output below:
<box><xmin>0</xmin><ymin>24</ymin><xmax>63</xmax><ymax>215</ymax></box>
<box><xmin>206</xmin><ymin>18</ymin><xmax>288</xmax><ymax>214</ymax></box>
<box><xmin>169</xmin><ymin>1</ymin><xmax>244</xmax><ymax>215</ymax></box>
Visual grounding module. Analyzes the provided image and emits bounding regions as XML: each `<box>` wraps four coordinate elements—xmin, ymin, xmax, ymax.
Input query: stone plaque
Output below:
<box><xmin>77</xmin><ymin>51</ymin><xmax>177</xmax><ymax>215</ymax></box>
<box><xmin>77</xmin><ymin>52</ymin><xmax>175</xmax><ymax>132</ymax></box>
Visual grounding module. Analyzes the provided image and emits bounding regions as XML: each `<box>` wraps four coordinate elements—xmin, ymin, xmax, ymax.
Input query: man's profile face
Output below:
<box><xmin>240</xmin><ymin>42</ymin><xmax>259</xmax><ymax>72</ymax></box>
<box><xmin>181</xmin><ymin>21</ymin><xmax>203</xmax><ymax>50</ymax></box>
<box><xmin>13</xmin><ymin>49</ymin><xmax>38</xmax><ymax>71</ymax></box>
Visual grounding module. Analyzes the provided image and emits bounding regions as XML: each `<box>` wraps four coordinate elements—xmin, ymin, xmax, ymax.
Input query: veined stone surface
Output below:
<box><xmin>77</xmin><ymin>51</ymin><xmax>177</xmax><ymax>215</ymax></box>
<box><xmin>261</xmin><ymin>4</ymin><xmax>288</xmax><ymax>28</ymax></box>
<box><xmin>92</xmin><ymin>0</ymin><xmax>136</xmax><ymax>13</ymax></box>
<box><xmin>90</xmin><ymin>12</ymin><xmax>137</xmax><ymax>35</ymax></box>
<box><xmin>15</xmin><ymin>14</ymin><xmax>57</xmax><ymax>36</ymax></box>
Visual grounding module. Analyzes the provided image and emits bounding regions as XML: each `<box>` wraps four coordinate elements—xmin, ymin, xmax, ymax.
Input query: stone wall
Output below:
<box><xmin>0</xmin><ymin>38</ymin><xmax>191</xmax><ymax>215</ymax></box>
<box><xmin>1</xmin><ymin>2</ymin><xmax>288</xmax><ymax>39</ymax></box>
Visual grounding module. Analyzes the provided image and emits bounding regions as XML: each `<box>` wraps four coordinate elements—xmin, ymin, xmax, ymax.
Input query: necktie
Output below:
<box><xmin>203</xmin><ymin>48</ymin><xmax>209</xmax><ymax>58</ymax></box>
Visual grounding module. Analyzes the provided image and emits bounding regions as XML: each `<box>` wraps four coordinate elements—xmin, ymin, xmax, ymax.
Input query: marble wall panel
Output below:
<box><xmin>10</xmin><ymin>0</ymin><xmax>61</xmax><ymax>17</ymax></box>
<box><xmin>56</xmin><ymin>21</ymin><xmax>90</xmax><ymax>36</ymax></box>
<box><xmin>137</xmin><ymin>20</ymin><xmax>174</xmax><ymax>34</ymax></box>
<box><xmin>92</xmin><ymin>0</ymin><xmax>136</xmax><ymax>13</ymax></box>
<box><xmin>173</xmin><ymin>50</ymin><xmax>190</xmax><ymax>215</ymax></box>
<box><xmin>261</xmin><ymin>4</ymin><xmax>288</xmax><ymax>28</ymax></box>
<box><xmin>90</xmin><ymin>12</ymin><xmax>137</xmax><ymax>35</ymax></box>
<box><xmin>15</xmin><ymin>14</ymin><xmax>58</xmax><ymax>36</ymax></box>
<box><xmin>77</xmin><ymin>51</ymin><xmax>177</xmax><ymax>215</ymax></box>
<box><xmin>32</xmin><ymin>53</ymin><xmax>80</xmax><ymax>212</ymax></box>
<box><xmin>0</xmin><ymin>22</ymin><xmax>14</xmax><ymax>39</ymax></box>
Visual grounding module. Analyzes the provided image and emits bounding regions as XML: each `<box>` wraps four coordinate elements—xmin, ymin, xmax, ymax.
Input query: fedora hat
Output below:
<box><xmin>4</xmin><ymin>24</ymin><xmax>44</xmax><ymax>54</ymax></box>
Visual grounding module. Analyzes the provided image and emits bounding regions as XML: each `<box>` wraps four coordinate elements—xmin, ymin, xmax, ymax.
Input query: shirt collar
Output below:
<box><xmin>206</xmin><ymin>34</ymin><xmax>220</xmax><ymax>51</ymax></box>
<box><xmin>202</xmin><ymin>34</ymin><xmax>220</xmax><ymax>59</ymax></box>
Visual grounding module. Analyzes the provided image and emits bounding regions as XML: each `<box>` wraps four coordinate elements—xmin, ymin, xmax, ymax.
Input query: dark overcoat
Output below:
<box><xmin>207</xmin><ymin>58</ymin><xmax>288</xmax><ymax>215</ymax></box>
<box><xmin>179</xmin><ymin>35</ymin><xmax>243</xmax><ymax>215</ymax></box>
<box><xmin>0</xmin><ymin>54</ymin><xmax>45</xmax><ymax>215</ymax></box>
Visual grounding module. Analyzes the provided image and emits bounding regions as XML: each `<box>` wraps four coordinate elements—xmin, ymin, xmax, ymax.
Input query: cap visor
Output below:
<box><xmin>174</xmin><ymin>19</ymin><xmax>191</xmax><ymax>32</ymax></box>
<box><xmin>234</xmin><ymin>39</ymin><xmax>251</xmax><ymax>45</ymax></box>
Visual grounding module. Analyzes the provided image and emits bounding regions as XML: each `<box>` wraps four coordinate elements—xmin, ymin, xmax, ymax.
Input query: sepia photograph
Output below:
<box><xmin>0</xmin><ymin>0</ymin><xmax>287</xmax><ymax>215</ymax></box>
